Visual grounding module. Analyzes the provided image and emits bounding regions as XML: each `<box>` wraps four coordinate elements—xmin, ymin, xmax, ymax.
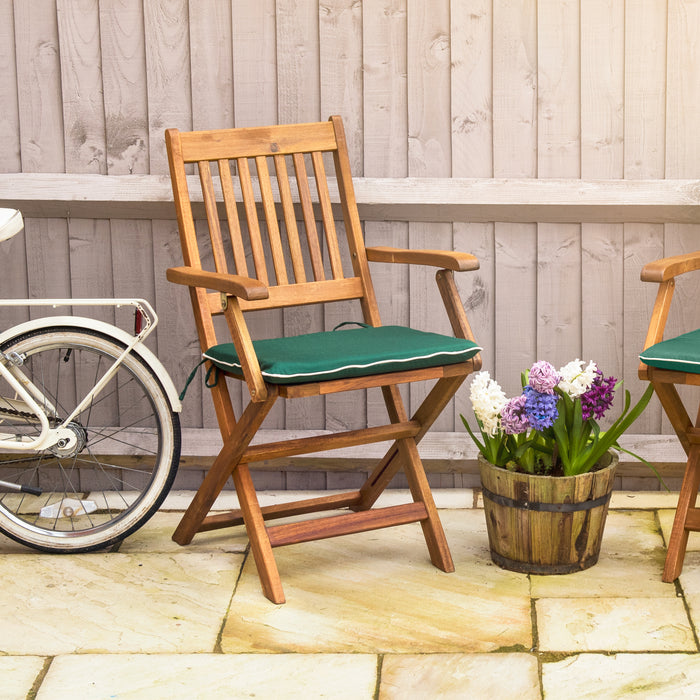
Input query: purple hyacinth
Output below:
<box><xmin>523</xmin><ymin>385</ymin><xmax>559</xmax><ymax>430</ymax></box>
<box><xmin>580</xmin><ymin>370</ymin><xmax>616</xmax><ymax>421</ymax></box>
<box><xmin>501</xmin><ymin>394</ymin><xmax>530</xmax><ymax>435</ymax></box>
<box><xmin>528</xmin><ymin>361</ymin><xmax>561</xmax><ymax>395</ymax></box>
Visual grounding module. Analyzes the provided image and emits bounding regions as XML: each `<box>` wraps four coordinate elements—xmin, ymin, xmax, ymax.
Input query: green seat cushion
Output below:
<box><xmin>639</xmin><ymin>328</ymin><xmax>700</xmax><ymax>374</ymax></box>
<box><xmin>203</xmin><ymin>325</ymin><xmax>481</xmax><ymax>385</ymax></box>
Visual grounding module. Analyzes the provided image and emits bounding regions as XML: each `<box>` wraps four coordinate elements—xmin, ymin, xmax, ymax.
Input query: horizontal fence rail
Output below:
<box><xmin>1</xmin><ymin>174</ymin><xmax>699</xmax><ymax>224</ymax></box>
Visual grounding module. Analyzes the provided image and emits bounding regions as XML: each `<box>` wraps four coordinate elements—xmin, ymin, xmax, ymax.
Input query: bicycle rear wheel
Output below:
<box><xmin>0</xmin><ymin>327</ymin><xmax>180</xmax><ymax>552</ymax></box>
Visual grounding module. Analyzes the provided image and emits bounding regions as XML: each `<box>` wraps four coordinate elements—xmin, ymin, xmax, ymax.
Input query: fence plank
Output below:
<box><xmin>228</xmin><ymin>0</ymin><xmax>282</xmax><ymax>477</ymax></box>
<box><xmin>100</xmin><ymin>0</ymin><xmax>156</xmax><ymax>344</ymax></box>
<box><xmin>536</xmin><ymin>0</ymin><xmax>581</xmax><ymax>367</ymax></box>
<box><xmin>145</xmin><ymin>0</ymin><xmax>200</xmax><ymax>429</ymax></box>
<box><xmin>13</xmin><ymin>1</ymin><xmax>70</xmax><ymax>322</ymax></box>
<box><xmin>623</xmin><ymin>0</ymin><xmax>667</xmax><ymax>433</ymax></box>
<box><xmin>580</xmin><ymin>0</ymin><xmax>624</xmax><ymax>386</ymax></box>
<box><xmin>0</xmin><ymin>0</ymin><xmax>27</xmax><ymax>324</ymax></box>
<box><xmin>665</xmin><ymin>0</ymin><xmax>700</xmax><ymax>328</ymax></box>
<box><xmin>57</xmin><ymin>0</ymin><xmax>114</xmax><ymax>327</ymax></box>
<box><xmin>450</xmin><ymin>0</ymin><xmax>494</xmax><ymax>441</ymax></box>
<box><xmin>276</xmin><ymin>0</ymin><xmax>325</xmax><ymax>435</ymax></box>
<box><xmin>407</xmin><ymin>0</ymin><xmax>453</xmax><ymax>432</ymax></box>
<box><xmin>190</xmin><ymin>0</ymin><xmax>233</xmax><ymax>132</ymax></box>
<box><xmin>57</xmin><ymin>0</ymin><xmax>106</xmax><ymax>175</ymax></box>
<box><xmin>231</xmin><ymin>0</ymin><xmax>277</xmax><ymax>127</ymax></box>
<box><xmin>320</xmin><ymin>0</ymin><xmax>366</xmax><ymax>442</ymax></box>
<box><xmin>664</xmin><ymin>0</ymin><xmax>700</xmax><ymax>437</ymax></box>
<box><xmin>493</xmin><ymin>0</ymin><xmax>537</xmax><ymax>397</ymax></box>
<box><xmin>0</xmin><ymin>0</ymin><xmax>20</xmax><ymax>174</ymax></box>
<box><xmin>362</xmin><ymin>0</ymin><xmax>410</xmax><ymax>432</ymax></box>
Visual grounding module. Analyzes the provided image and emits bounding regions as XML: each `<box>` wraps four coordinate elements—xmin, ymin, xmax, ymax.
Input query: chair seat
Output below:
<box><xmin>640</xmin><ymin>328</ymin><xmax>700</xmax><ymax>374</ymax></box>
<box><xmin>204</xmin><ymin>325</ymin><xmax>481</xmax><ymax>385</ymax></box>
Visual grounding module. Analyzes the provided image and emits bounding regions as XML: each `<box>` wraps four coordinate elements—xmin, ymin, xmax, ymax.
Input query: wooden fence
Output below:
<box><xmin>1</xmin><ymin>0</ymin><xmax>699</xmax><ymax>489</ymax></box>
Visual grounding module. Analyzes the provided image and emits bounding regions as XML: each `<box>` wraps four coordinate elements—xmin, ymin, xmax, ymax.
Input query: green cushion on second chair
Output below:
<box><xmin>640</xmin><ymin>328</ymin><xmax>700</xmax><ymax>374</ymax></box>
<box><xmin>203</xmin><ymin>325</ymin><xmax>481</xmax><ymax>385</ymax></box>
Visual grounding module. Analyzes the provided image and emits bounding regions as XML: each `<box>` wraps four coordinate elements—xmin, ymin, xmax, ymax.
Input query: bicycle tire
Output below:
<box><xmin>0</xmin><ymin>326</ymin><xmax>180</xmax><ymax>552</ymax></box>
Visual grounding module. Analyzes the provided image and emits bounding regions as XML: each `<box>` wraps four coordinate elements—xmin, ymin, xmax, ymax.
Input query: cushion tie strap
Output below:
<box><xmin>333</xmin><ymin>321</ymin><xmax>370</xmax><ymax>331</ymax></box>
<box><xmin>179</xmin><ymin>359</ymin><xmax>221</xmax><ymax>401</ymax></box>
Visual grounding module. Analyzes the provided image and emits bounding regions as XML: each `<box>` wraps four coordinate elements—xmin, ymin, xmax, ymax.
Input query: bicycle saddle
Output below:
<box><xmin>0</xmin><ymin>208</ymin><xmax>23</xmax><ymax>243</ymax></box>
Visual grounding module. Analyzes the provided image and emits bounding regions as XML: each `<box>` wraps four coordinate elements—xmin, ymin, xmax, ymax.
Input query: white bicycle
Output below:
<box><xmin>0</xmin><ymin>209</ymin><xmax>181</xmax><ymax>552</ymax></box>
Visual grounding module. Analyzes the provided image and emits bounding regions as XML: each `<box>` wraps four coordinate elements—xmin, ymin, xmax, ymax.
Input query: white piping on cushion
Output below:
<box><xmin>203</xmin><ymin>346</ymin><xmax>483</xmax><ymax>381</ymax></box>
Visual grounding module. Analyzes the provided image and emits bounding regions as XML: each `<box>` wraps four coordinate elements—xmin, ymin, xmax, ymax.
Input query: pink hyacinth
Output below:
<box><xmin>528</xmin><ymin>361</ymin><xmax>561</xmax><ymax>395</ymax></box>
<box><xmin>501</xmin><ymin>394</ymin><xmax>530</xmax><ymax>435</ymax></box>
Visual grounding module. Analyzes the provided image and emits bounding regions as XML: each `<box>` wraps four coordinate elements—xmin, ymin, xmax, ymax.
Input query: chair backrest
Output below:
<box><xmin>165</xmin><ymin>116</ymin><xmax>381</xmax><ymax>350</ymax></box>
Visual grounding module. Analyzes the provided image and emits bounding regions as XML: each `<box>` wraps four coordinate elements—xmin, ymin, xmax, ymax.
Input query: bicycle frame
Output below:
<box><xmin>0</xmin><ymin>297</ymin><xmax>172</xmax><ymax>452</ymax></box>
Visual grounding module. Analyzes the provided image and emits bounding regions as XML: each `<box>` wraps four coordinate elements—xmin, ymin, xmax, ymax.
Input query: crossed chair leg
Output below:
<box><xmin>171</xmin><ymin>375</ymin><xmax>465</xmax><ymax>603</ymax></box>
<box><xmin>652</xmin><ymin>382</ymin><xmax>700</xmax><ymax>583</ymax></box>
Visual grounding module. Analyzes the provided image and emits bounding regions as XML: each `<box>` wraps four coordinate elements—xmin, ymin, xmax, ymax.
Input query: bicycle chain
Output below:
<box><xmin>0</xmin><ymin>403</ymin><xmax>58</xmax><ymax>424</ymax></box>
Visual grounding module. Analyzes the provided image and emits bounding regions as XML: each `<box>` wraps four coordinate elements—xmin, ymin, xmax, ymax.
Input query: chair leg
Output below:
<box><xmin>171</xmin><ymin>392</ymin><xmax>287</xmax><ymax>602</ymax></box>
<box><xmin>172</xmin><ymin>393</ymin><xmax>277</xmax><ymax>545</ymax></box>
<box><xmin>233</xmin><ymin>463</ymin><xmax>285</xmax><ymax>604</ymax></box>
<box><xmin>358</xmin><ymin>375</ymin><xmax>467</xmax><ymax>506</ymax></box>
<box><xmin>664</xmin><ymin>444</ymin><xmax>700</xmax><ymax>582</ymax></box>
<box><xmin>397</xmin><ymin>432</ymin><xmax>454</xmax><ymax>572</ymax></box>
<box><xmin>370</xmin><ymin>384</ymin><xmax>455</xmax><ymax>573</ymax></box>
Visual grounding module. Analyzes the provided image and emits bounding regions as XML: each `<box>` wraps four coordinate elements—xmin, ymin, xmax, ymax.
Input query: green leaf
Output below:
<box><xmin>615</xmin><ymin>444</ymin><xmax>670</xmax><ymax>491</ymax></box>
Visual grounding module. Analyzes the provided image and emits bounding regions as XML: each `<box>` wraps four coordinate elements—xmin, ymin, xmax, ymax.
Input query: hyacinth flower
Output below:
<box><xmin>461</xmin><ymin>372</ymin><xmax>510</xmax><ymax>467</ymax></box>
<box><xmin>551</xmin><ymin>365</ymin><xmax>655</xmax><ymax>477</ymax></box>
<box><xmin>462</xmin><ymin>359</ymin><xmax>656</xmax><ymax>478</ymax></box>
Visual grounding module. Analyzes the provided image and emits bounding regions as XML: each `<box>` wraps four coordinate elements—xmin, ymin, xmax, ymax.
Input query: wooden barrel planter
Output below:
<box><xmin>478</xmin><ymin>452</ymin><xmax>618</xmax><ymax>574</ymax></box>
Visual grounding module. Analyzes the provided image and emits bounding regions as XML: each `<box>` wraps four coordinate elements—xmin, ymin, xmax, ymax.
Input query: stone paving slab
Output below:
<box><xmin>4</xmin><ymin>493</ymin><xmax>700</xmax><ymax>698</ymax></box>
<box><xmin>659</xmin><ymin>508</ymin><xmax>700</xmax><ymax>554</ymax></box>
<box><xmin>675</xmin><ymin>551</ymin><xmax>700</xmax><ymax>636</ymax></box>
<box><xmin>117</xmin><ymin>512</ymin><xmax>249</xmax><ymax>554</ymax></box>
<box><xmin>35</xmin><ymin>654</ymin><xmax>378</xmax><ymax>699</ymax></box>
<box><xmin>0</xmin><ymin>552</ymin><xmax>241</xmax><ymax>654</ymax></box>
<box><xmin>610</xmin><ymin>491</ymin><xmax>681</xmax><ymax>510</ymax></box>
<box><xmin>531</xmin><ymin>510</ymin><xmax>672</xmax><ymax>598</ymax></box>
<box><xmin>379</xmin><ymin>653</ymin><xmax>540</xmax><ymax>699</ymax></box>
<box><xmin>542</xmin><ymin>653</ymin><xmax>700</xmax><ymax>698</ymax></box>
<box><xmin>0</xmin><ymin>656</ymin><xmax>45</xmax><ymax>699</ymax></box>
<box><xmin>159</xmin><ymin>488</ymin><xmax>476</xmax><ymax>512</ymax></box>
<box><xmin>536</xmin><ymin>597</ymin><xmax>695</xmax><ymax>652</ymax></box>
<box><xmin>222</xmin><ymin>510</ymin><xmax>532</xmax><ymax>654</ymax></box>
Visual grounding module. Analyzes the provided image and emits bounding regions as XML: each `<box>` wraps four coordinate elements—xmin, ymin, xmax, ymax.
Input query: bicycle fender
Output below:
<box><xmin>0</xmin><ymin>316</ymin><xmax>182</xmax><ymax>412</ymax></box>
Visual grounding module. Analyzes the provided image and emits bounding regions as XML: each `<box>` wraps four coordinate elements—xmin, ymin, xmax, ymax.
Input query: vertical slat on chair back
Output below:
<box><xmin>167</xmin><ymin>119</ymin><xmax>376</xmax><ymax>322</ymax></box>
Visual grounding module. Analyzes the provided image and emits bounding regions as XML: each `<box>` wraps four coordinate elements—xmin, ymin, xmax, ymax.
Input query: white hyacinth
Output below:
<box><xmin>469</xmin><ymin>371</ymin><xmax>508</xmax><ymax>436</ymax></box>
<box><xmin>558</xmin><ymin>359</ymin><xmax>598</xmax><ymax>398</ymax></box>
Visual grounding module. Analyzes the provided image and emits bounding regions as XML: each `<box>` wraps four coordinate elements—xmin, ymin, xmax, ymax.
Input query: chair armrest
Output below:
<box><xmin>636</xmin><ymin>254</ymin><xmax>700</xmax><ymax>375</ymax></box>
<box><xmin>366</xmin><ymin>246</ymin><xmax>479</xmax><ymax>272</ymax></box>
<box><xmin>166</xmin><ymin>267</ymin><xmax>269</xmax><ymax>302</ymax></box>
<box><xmin>641</xmin><ymin>251</ymin><xmax>700</xmax><ymax>283</ymax></box>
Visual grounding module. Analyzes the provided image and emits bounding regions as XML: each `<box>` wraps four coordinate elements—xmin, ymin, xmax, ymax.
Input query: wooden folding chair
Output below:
<box><xmin>640</xmin><ymin>251</ymin><xmax>700</xmax><ymax>582</ymax></box>
<box><xmin>164</xmin><ymin>116</ymin><xmax>482</xmax><ymax>603</ymax></box>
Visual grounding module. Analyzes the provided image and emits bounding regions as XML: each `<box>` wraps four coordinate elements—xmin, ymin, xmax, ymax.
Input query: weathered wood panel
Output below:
<box><xmin>0</xmin><ymin>0</ymin><xmax>26</xmax><ymax>326</ymax></box>
<box><xmin>362</xmin><ymin>0</ymin><xmax>410</xmax><ymax>440</ymax></box>
<box><xmin>623</xmin><ymin>0</ymin><xmax>666</xmax><ymax>435</ymax></box>
<box><xmin>0</xmin><ymin>1</ymin><xmax>698</xmax><ymax>487</ymax></box>
<box><xmin>580</xmin><ymin>0</ymin><xmax>624</xmax><ymax>392</ymax></box>
<box><xmin>100</xmin><ymin>0</ymin><xmax>157</xmax><ymax>346</ymax></box>
<box><xmin>407</xmin><ymin>0</ymin><xmax>453</xmax><ymax>433</ymax></box>
<box><xmin>537</xmin><ymin>0</ymin><xmax>581</xmax><ymax>367</ymax></box>
<box><xmin>450</xmin><ymin>0</ymin><xmax>494</xmax><ymax>476</ymax></box>
<box><xmin>492</xmin><ymin>0</ymin><xmax>537</xmax><ymax>398</ymax></box>
<box><xmin>276</xmin><ymin>0</ymin><xmax>324</xmax><ymax>440</ymax></box>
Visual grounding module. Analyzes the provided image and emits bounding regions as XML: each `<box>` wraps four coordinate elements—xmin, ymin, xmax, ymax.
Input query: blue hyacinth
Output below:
<box><xmin>523</xmin><ymin>385</ymin><xmax>559</xmax><ymax>431</ymax></box>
